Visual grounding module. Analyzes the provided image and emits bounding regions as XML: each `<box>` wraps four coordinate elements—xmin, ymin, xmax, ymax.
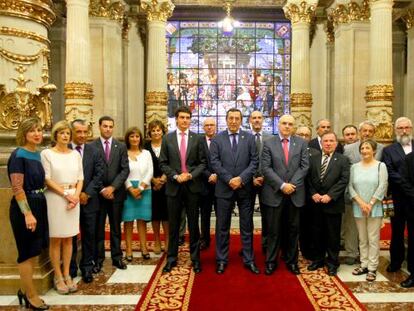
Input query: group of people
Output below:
<box><xmin>7</xmin><ymin>109</ymin><xmax>414</xmax><ymax>310</ymax></box>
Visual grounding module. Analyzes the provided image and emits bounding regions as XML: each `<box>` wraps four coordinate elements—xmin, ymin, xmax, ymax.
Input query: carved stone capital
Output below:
<box><xmin>65</xmin><ymin>103</ymin><xmax>94</xmax><ymax>126</ymax></box>
<box><xmin>283</xmin><ymin>1</ymin><xmax>316</xmax><ymax>25</ymax></box>
<box><xmin>366</xmin><ymin>103</ymin><xmax>393</xmax><ymax>142</ymax></box>
<box><xmin>365</xmin><ymin>84</ymin><xmax>394</xmax><ymax>102</ymax></box>
<box><xmin>329</xmin><ymin>0</ymin><xmax>370</xmax><ymax>26</ymax></box>
<box><xmin>0</xmin><ymin>0</ymin><xmax>56</xmax><ymax>29</ymax></box>
<box><xmin>64</xmin><ymin>82</ymin><xmax>94</xmax><ymax>100</ymax></box>
<box><xmin>145</xmin><ymin>91</ymin><xmax>168</xmax><ymax>128</ymax></box>
<box><xmin>89</xmin><ymin>0</ymin><xmax>125</xmax><ymax>24</ymax></box>
<box><xmin>402</xmin><ymin>9</ymin><xmax>414</xmax><ymax>30</ymax></box>
<box><xmin>290</xmin><ymin>93</ymin><xmax>313</xmax><ymax>128</ymax></box>
<box><xmin>141</xmin><ymin>0</ymin><xmax>174</xmax><ymax>22</ymax></box>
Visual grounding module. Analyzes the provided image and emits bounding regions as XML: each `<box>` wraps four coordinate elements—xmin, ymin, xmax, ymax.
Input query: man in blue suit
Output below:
<box><xmin>210</xmin><ymin>108</ymin><xmax>259</xmax><ymax>274</ymax></box>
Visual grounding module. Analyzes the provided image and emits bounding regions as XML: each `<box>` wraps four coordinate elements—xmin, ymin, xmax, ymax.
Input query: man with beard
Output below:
<box><xmin>342</xmin><ymin>121</ymin><xmax>384</xmax><ymax>265</ymax></box>
<box><xmin>382</xmin><ymin>117</ymin><xmax>414</xmax><ymax>284</ymax></box>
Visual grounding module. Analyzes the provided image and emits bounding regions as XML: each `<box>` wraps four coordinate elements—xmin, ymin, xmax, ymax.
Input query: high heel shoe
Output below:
<box><xmin>64</xmin><ymin>276</ymin><xmax>78</xmax><ymax>293</ymax></box>
<box><xmin>26</xmin><ymin>297</ymin><xmax>49</xmax><ymax>310</ymax></box>
<box><xmin>142</xmin><ymin>252</ymin><xmax>150</xmax><ymax>260</ymax></box>
<box><xmin>17</xmin><ymin>289</ymin><xmax>25</xmax><ymax>305</ymax></box>
<box><xmin>125</xmin><ymin>254</ymin><xmax>133</xmax><ymax>262</ymax></box>
<box><xmin>54</xmin><ymin>277</ymin><xmax>69</xmax><ymax>295</ymax></box>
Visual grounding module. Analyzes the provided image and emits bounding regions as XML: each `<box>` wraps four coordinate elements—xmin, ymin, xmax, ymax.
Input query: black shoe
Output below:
<box><xmin>92</xmin><ymin>262</ymin><xmax>102</xmax><ymax>274</ymax></box>
<box><xmin>200</xmin><ymin>241</ymin><xmax>209</xmax><ymax>251</ymax></box>
<box><xmin>112</xmin><ymin>259</ymin><xmax>127</xmax><ymax>270</ymax></box>
<box><xmin>244</xmin><ymin>263</ymin><xmax>260</xmax><ymax>274</ymax></box>
<box><xmin>401</xmin><ymin>275</ymin><xmax>414</xmax><ymax>288</ymax></box>
<box><xmin>308</xmin><ymin>261</ymin><xmax>324</xmax><ymax>271</ymax></box>
<box><xmin>82</xmin><ymin>272</ymin><xmax>93</xmax><ymax>283</ymax></box>
<box><xmin>287</xmin><ymin>264</ymin><xmax>301</xmax><ymax>275</ymax></box>
<box><xmin>193</xmin><ymin>261</ymin><xmax>202</xmax><ymax>273</ymax></box>
<box><xmin>216</xmin><ymin>263</ymin><xmax>226</xmax><ymax>274</ymax></box>
<box><xmin>142</xmin><ymin>252</ymin><xmax>150</xmax><ymax>260</ymax></box>
<box><xmin>179</xmin><ymin>237</ymin><xmax>185</xmax><ymax>246</ymax></box>
<box><xmin>162</xmin><ymin>261</ymin><xmax>177</xmax><ymax>273</ymax></box>
<box><xmin>265</xmin><ymin>263</ymin><xmax>277</xmax><ymax>275</ymax></box>
<box><xmin>327</xmin><ymin>267</ymin><xmax>337</xmax><ymax>276</ymax></box>
<box><xmin>70</xmin><ymin>269</ymin><xmax>78</xmax><ymax>279</ymax></box>
<box><xmin>125</xmin><ymin>255</ymin><xmax>133</xmax><ymax>262</ymax></box>
<box><xmin>386</xmin><ymin>263</ymin><xmax>401</xmax><ymax>273</ymax></box>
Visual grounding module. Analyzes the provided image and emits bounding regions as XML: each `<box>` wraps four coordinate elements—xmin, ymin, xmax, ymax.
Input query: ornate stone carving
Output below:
<box><xmin>283</xmin><ymin>1</ymin><xmax>316</xmax><ymax>24</ymax></box>
<box><xmin>329</xmin><ymin>0</ymin><xmax>370</xmax><ymax>26</ymax></box>
<box><xmin>365</xmin><ymin>84</ymin><xmax>394</xmax><ymax>102</ymax></box>
<box><xmin>0</xmin><ymin>65</ymin><xmax>55</xmax><ymax>130</ymax></box>
<box><xmin>122</xmin><ymin>14</ymin><xmax>131</xmax><ymax>40</ymax></box>
<box><xmin>402</xmin><ymin>9</ymin><xmax>414</xmax><ymax>30</ymax></box>
<box><xmin>89</xmin><ymin>0</ymin><xmax>125</xmax><ymax>24</ymax></box>
<box><xmin>366</xmin><ymin>103</ymin><xmax>393</xmax><ymax>141</ymax></box>
<box><xmin>64</xmin><ymin>103</ymin><xmax>94</xmax><ymax>125</ymax></box>
<box><xmin>145</xmin><ymin>91</ymin><xmax>168</xmax><ymax>128</ymax></box>
<box><xmin>325</xmin><ymin>17</ymin><xmax>335</xmax><ymax>43</ymax></box>
<box><xmin>0</xmin><ymin>47</ymin><xmax>46</xmax><ymax>65</ymax></box>
<box><xmin>141</xmin><ymin>0</ymin><xmax>174</xmax><ymax>22</ymax></box>
<box><xmin>0</xmin><ymin>27</ymin><xmax>50</xmax><ymax>46</ymax></box>
<box><xmin>64</xmin><ymin>82</ymin><xmax>94</xmax><ymax>100</ymax></box>
<box><xmin>0</xmin><ymin>0</ymin><xmax>56</xmax><ymax>29</ymax></box>
<box><xmin>290</xmin><ymin>93</ymin><xmax>313</xmax><ymax>127</ymax></box>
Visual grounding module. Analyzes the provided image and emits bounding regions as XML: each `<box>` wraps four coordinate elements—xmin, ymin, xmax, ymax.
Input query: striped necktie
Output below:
<box><xmin>320</xmin><ymin>154</ymin><xmax>329</xmax><ymax>181</ymax></box>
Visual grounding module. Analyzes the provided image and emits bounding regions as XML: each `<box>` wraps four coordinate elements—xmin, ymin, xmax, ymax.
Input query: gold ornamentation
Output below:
<box><xmin>325</xmin><ymin>17</ymin><xmax>335</xmax><ymax>43</ymax></box>
<box><xmin>365</xmin><ymin>84</ymin><xmax>394</xmax><ymax>102</ymax></box>
<box><xmin>329</xmin><ymin>0</ymin><xmax>370</xmax><ymax>26</ymax></box>
<box><xmin>290</xmin><ymin>93</ymin><xmax>313</xmax><ymax>128</ymax></box>
<box><xmin>366</xmin><ymin>103</ymin><xmax>393</xmax><ymax>142</ymax></box>
<box><xmin>145</xmin><ymin>91</ymin><xmax>168</xmax><ymax>128</ymax></box>
<box><xmin>64</xmin><ymin>103</ymin><xmax>94</xmax><ymax>126</ymax></box>
<box><xmin>89</xmin><ymin>0</ymin><xmax>125</xmax><ymax>24</ymax></box>
<box><xmin>402</xmin><ymin>9</ymin><xmax>414</xmax><ymax>30</ymax></box>
<box><xmin>0</xmin><ymin>0</ymin><xmax>56</xmax><ymax>29</ymax></box>
<box><xmin>0</xmin><ymin>65</ymin><xmax>55</xmax><ymax>130</ymax></box>
<box><xmin>0</xmin><ymin>47</ymin><xmax>47</xmax><ymax>65</ymax></box>
<box><xmin>141</xmin><ymin>0</ymin><xmax>175</xmax><ymax>22</ymax></box>
<box><xmin>283</xmin><ymin>1</ymin><xmax>316</xmax><ymax>24</ymax></box>
<box><xmin>64</xmin><ymin>82</ymin><xmax>94</xmax><ymax>100</ymax></box>
<box><xmin>0</xmin><ymin>27</ymin><xmax>50</xmax><ymax>46</ymax></box>
<box><xmin>122</xmin><ymin>15</ymin><xmax>131</xmax><ymax>40</ymax></box>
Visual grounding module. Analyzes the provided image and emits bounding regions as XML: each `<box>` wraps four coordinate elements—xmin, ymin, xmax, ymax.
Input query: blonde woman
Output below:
<box><xmin>41</xmin><ymin>120</ymin><xmax>83</xmax><ymax>294</ymax></box>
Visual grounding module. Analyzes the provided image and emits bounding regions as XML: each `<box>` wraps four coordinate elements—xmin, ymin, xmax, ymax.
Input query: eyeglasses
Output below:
<box><xmin>396</xmin><ymin>126</ymin><xmax>412</xmax><ymax>130</ymax></box>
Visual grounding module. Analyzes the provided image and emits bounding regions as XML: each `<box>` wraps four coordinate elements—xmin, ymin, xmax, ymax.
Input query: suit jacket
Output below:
<box><xmin>159</xmin><ymin>130</ymin><xmax>206</xmax><ymax>196</ymax></box>
<box><xmin>261</xmin><ymin>135</ymin><xmax>309</xmax><ymax>207</ymax></box>
<box><xmin>344</xmin><ymin>140</ymin><xmax>384</xmax><ymax>164</ymax></box>
<box><xmin>307</xmin><ymin>151</ymin><xmax>350</xmax><ymax>214</ymax></box>
<box><xmin>200</xmin><ymin>135</ymin><xmax>215</xmax><ymax>196</ymax></box>
<box><xmin>254</xmin><ymin>132</ymin><xmax>271</xmax><ymax>177</ymax></box>
<box><xmin>210</xmin><ymin>130</ymin><xmax>258</xmax><ymax>199</ymax></box>
<box><xmin>400</xmin><ymin>152</ymin><xmax>414</xmax><ymax>210</ymax></box>
<box><xmin>91</xmin><ymin>138</ymin><xmax>129</xmax><ymax>203</ymax></box>
<box><xmin>309</xmin><ymin>137</ymin><xmax>344</xmax><ymax>154</ymax></box>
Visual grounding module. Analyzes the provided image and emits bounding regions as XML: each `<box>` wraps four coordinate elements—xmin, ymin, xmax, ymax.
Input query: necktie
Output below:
<box><xmin>231</xmin><ymin>133</ymin><xmax>238</xmax><ymax>154</ymax></box>
<box><xmin>104</xmin><ymin>140</ymin><xmax>110</xmax><ymax>162</ymax></box>
<box><xmin>282</xmin><ymin>138</ymin><xmax>289</xmax><ymax>165</ymax></box>
<box><xmin>180</xmin><ymin>132</ymin><xmax>187</xmax><ymax>173</ymax></box>
<box><xmin>320</xmin><ymin>154</ymin><xmax>329</xmax><ymax>181</ymax></box>
<box><xmin>207</xmin><ymin>138</ymin><xmax>211</xmax><ymax>150</ymax></box>
<box><xmin>255</xmin><ymin>133</ymin><xmax>261</xmax><ymax>152</ymax></box>
<box><xmin>75</xmin><ymin>145</ymin><xmax>82</xmax><ymax>157</ymax></box>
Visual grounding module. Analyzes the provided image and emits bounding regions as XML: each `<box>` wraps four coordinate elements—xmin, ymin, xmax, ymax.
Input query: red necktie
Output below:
<box><xmin>282</xmin><ymin>138</ymin><xmax>289</xmax><ymax>165</ymax></box>
<box><xmin>180</xmin><ymin>132</ymin><xmax>187</xmax><ymax>173</ymax></box>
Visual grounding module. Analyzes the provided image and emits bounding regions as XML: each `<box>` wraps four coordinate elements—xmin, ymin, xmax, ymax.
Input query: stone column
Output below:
<box><xmin>64</xmin><ymin>0</ymin><xmax>94</xmax><ymax>127</ymax></box>
<box><xmin>0</xmin><ymin>0</ymin><xmax>56</xmax><ymax>294</ymax></box>
<box><xmin>284</xmin><ymin>0</ymin><xmax>317</xmax><ymax>127</ymax></box>
<box><xmin>365</xmin><ymin>0</ymin><xmax>394</xmax><ymax>143</ymax></box>
<box><xmin>403</xmin><ymin>10</ymin><xmax>414</xmax><ymax>121</ymax></box>
<box><xmin>141</xmin><ymin>0</ymin><xmax>174</xmax><ymax>127</ymax></box>
<box><xmin>392</xmin><ymin>28</ymin><xmax>406</xmax><ymax>121</ymax></box>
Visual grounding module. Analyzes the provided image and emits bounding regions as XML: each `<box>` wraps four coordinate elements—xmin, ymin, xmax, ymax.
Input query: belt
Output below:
<box><xmin>27</xmin><ymin>187</ymin><xmax>46</xmax><ymax>194</ymax></box>
<box><xmin>61</xmin><ymin>184</ymin><xmax>76</xmax><ymax>190</ymax></box>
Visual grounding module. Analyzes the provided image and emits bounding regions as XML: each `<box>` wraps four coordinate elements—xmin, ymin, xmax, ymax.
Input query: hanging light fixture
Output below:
<box><xmin>218</xmin><ymin>0</ymin><xmax>240</xmax><ymax>35</ymax></box>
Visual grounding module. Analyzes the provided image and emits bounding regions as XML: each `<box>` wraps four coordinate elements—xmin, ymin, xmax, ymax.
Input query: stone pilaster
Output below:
<box><xmin>284</xmin><ymin>0</ymin><xmax>317</xmax><ymax>127</ymax></box>
<box><xmin>365</xmin><ymin>0</ymin><xmax>394</xmax><ymax>143</ymax></box>
<box><xmin>403</xmin><ymin>9</ymin><xmax>414</xmax><ymax>121</ymax></box>
<box><xmin>141</xmin><ymin>0</ymin><xmax>174</xmax><ymax>128</ymax></box>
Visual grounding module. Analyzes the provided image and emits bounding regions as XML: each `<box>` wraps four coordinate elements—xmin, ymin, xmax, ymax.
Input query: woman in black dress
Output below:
<box><xmin>8</xmin><ymin>117</ymin><xmax>49</xmax><ymax>310</ymax></box>
<box><xmin>145</xmin><ymin>120</ymin><xmax>169</xmax><ymax>254</ymax></box>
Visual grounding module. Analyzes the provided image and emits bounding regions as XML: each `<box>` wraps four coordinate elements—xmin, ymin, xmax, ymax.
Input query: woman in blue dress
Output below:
<box><xmin>8</xmin><ymin>117</ymin><xmax>49</xmax><ymax>310</ymax></box>
<box><xmin>122</xmin><ymin>127</ymin><xmax>153</xmax><ymax>261</ymax></box>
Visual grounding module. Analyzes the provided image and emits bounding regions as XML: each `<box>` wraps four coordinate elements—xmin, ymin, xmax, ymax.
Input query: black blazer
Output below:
<box><xmin>307</xmin><ymin>151</ymin><xmax>350</xmax><ymax>214</ymax></box>
<box><xmin>91</xmin><ymin>138</ymin><xmax>129</xmax><ymax>202</ymax></box>
<box><xmin>200</xmin><ymin>135</ymin><xmax>215</xmax><ymax>196</ymax></box>
<box><xmin>400</xmin><ymin>152</ymin><xmax>414</xmax><ymax>218</ymax></box>
<box><xmin>159</xmin><ymin>130</ymin><xmax>206</xmax><ymax>196</ymax></box>
<box><xmin>309</xmin><ymin>137</ymin><xmax>344</xmax><ymax>154</ymax></box>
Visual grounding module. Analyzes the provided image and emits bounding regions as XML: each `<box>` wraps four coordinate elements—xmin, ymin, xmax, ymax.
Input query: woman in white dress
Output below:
<box><xmin>41</xmin><ymin>120</ymin><xmax>83</xmax><ymax>294</ymax></box>
<box><xmin>122</xmin><ymin>127</ymin><xmax>153</xmax><ymax>261</ymax></box>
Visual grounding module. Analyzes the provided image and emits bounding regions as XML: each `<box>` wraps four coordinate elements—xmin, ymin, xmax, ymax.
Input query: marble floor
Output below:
<box><xmin>0</xmin><ymin>216</ymin><xmax>413</xmax><ymax>310</ymax></box>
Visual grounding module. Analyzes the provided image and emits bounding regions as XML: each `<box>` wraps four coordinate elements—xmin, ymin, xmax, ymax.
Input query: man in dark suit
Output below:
<box><xmin>382</xmin><ymin>117</ymin><xmax>414</xmax><ymax>275</ymax></box>
<box><xmin>199</xmin><ymin>117</ymin><xmax>217</xmax><ymax>250</ymax></box>
<box><xmin>309</xmin><ymin>119</ymin><xmax>343</xmax><ymax>154</ymax></box>
<box><xmin>159</xmin><ymin>106</ymin><xmax>206</xmax><ymax>273</ymax></box>
<box><xmin>307</xmin><ymin>132</ymin><xmax>350</xmax><ymax>276</ymax></box>
<box><xmin>261</xmin><ymin>114</ymin><xmax>309</xmax><ymax>275</ymax></box>
<box><xmin>210</xmin><ymin>108</ymin><xmax>259</xmax><ymax>274</ymax></box>
<box><xmin>92</xmin><ymin>116</ymin><xmax>129</xmax><ymax>271</ymax></box>
<box><xmin>69</xmin><ymin>119</ymin><xmax>104</xmax><ymax>283</ymax></box>
<box><xmin>399</xmin><ymin>149</ymin><xmax>414</xmax><ymax>288</ymax></box>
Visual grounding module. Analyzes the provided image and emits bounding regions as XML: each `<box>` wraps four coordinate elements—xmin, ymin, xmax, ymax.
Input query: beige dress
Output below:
<box><xmin>41</xmin><ymin>149</ymin><xmax>84</xmax><ymax>238</ymax></box>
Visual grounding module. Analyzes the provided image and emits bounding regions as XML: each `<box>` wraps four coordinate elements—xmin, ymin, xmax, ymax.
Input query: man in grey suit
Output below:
<box><xmin>69</xmin><ymin>119</ymin><xmax>104</xmax><ymax>283</ymax></box>
<box><xmin>159</xmin><ymin>106</ymin><xmax>206</xmax><ymax>273</ymax></box>
<box><xmin>210</xmin><ymin>108</ymin><xmax>259</xmax><ymax>274</ymax></box>
<box><xmin>261</xmin><ymin>114</ymin><xmax>309</xmax><ymax>275</ymax></box>
<box><xmin>92</xmin><ymin>116</ymin><xmax>129</xmax><ymax>271</ymax></box>
<box><xmin>342</xmin><ymin>121</ymin><xmax>383</xmax><ymax>265</ymax></box>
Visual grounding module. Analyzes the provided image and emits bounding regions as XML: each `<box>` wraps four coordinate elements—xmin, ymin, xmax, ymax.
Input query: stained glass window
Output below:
<box><xmin>166</xmin><ymin>21</ymin><xmax>291</xmax><ymax>134</ymax></box>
